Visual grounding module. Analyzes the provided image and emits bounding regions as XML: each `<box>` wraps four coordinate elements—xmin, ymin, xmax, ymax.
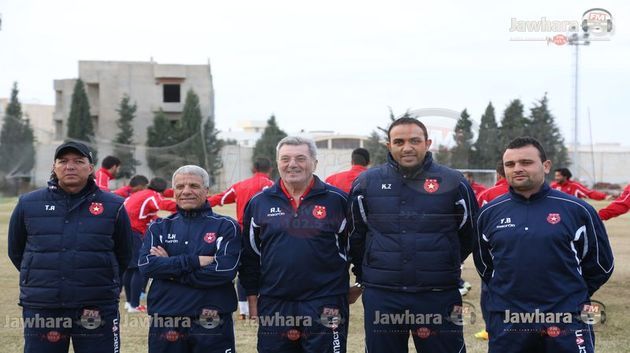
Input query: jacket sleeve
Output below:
<box><xmin>574</xmin><ymin>182</ymin><xmax>607</xmax><ymax>200</ymax></box>
<box><xmin>473</xmin><ymin>211</ymin><xmax>494</xmax><ymax>284</ymax></box>
<box><xmin>457</xmin><ymin>180</ymin><xmax>479</xmax><ymax>262</ymax></box>
<box><xmin>156</xmin><ymin>195</ymin><xmax>177</xmax><ymax>213</ymax></box>
<box><xmin>178</xmin><ymin>218</ymin><xmax>242</xmax><ymax>288</ymax></box>
<box><xmin>208</xmin><ymin>185</ymin><xmax>237</xmax><ymax>207</ymax></box>
<box><xmin>113</xmin><ymin>204</ymin><xmax>133</xmax><ymax>278</ymax></box>
<box><xmin>348</xmin><ymin>176</ymin><xmax>368</xmax><ymax>283</ymax></box>
<box><xmin>239</xmin><ymin>200</ymin><xmax>262</xmax><ymax>295</ymax></box>
<box><xmin>8</xmin><ymin>199</ymin><xmax>27</xmax><ymax>271</ymax></box>
<box><xmin>580</xmin><ymin>205</ymin><xmax>614</xmax><ymax>296</ymax></box>
<box><xmin>599</xmin><ymin>186</ymin><xmax>630</xmax><ymax>220</ymax></box>
<box><xmin>138</xmin><ymin>222</ymin><xmax>202</xmax><ymax>279</ymax></box>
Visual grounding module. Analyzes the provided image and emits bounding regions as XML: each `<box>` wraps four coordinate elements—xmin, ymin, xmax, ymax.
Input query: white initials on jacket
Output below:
<box><xmin>496</xmin><ymin>217</ymin><xmax>516</xmax><ymax>229</ymax></box>
<box><xmin>381</xmin><ymin>184</ymin><xmax>392</xmax><ymax>190</ymax></box>
<box><xmin>45</xmin><ymin>205</ymin><xmax>55</xmax><ymax>211</ymax></box>
<box><xmin>164</xmin><ymin>233</ymin><xmax>178</xmax><ymax>243</ymax></box>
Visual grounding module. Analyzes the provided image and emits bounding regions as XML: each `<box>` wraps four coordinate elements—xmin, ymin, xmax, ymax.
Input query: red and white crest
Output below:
<box><xmin>547</xmin><ymin>213</ymin><xmax>561</xmax><ymax>224</ymax></box>
<box><xmin>204</xmin><ymin>232</ymin><xmax>217</xmax><ymax>244</ymax></box>
<box><xmin>313</xmin><ymin>205</ymin><xmax>327</xmax><ymax>219</ymax></box>
<box><xmin>424</xmin><ymin>179</ymin><xmax>439</xmax><ymax>193</ymax></box>
<box><xmin>89</xmin><ymin>202</ymin><xmax>104</xmax><ymax>215</ymax></box>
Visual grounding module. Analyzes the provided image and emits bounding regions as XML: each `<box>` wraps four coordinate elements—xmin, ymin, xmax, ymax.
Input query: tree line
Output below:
<box><xmin>365</xmin><ymin>94</ymin><xmax>569</xmax><ymax>171</ymax></box>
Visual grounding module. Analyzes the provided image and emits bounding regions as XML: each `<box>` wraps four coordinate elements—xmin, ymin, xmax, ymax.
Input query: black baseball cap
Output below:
<box><xmin>54</xmin><ymin>141</ymin><xmax>94</xmax><ymax>164</ymax></box>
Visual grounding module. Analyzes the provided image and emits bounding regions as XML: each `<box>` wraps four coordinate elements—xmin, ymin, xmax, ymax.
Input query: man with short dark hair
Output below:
<box><xmin>551</xmin><ymin>167</ymin><xmax>609</xmax><ymax>200</ymax></box>
<box><xmin>8</xmin><ymin>141</ymin><xmax>132</xmax><ymax>353</ymax></box>
<box><xmin>474</xmin><ymin>137</ymin><xmax>614</xmax><ymax>353</ymax></box>
<box><xmin>208</xmin><ymin>157</ymin><xmax>274</xmax><ymax>227</ymax></box>
<box><xmin>95</xmin><ymin>155</ymin><xmax>122</xmax><ymax>191</ymax></box>
<box><xmin>325</xmin><ymin>148</ymin><xmax>370</xmax><ymax>193</ymax></box>
<box><xmin>114</xmin><ymin>174</ymin><xmax>149</xmax><ymax>198</ymax></box>
<box><xmin>349</xmin><ymin>117</ymin><xmax>478</xmax><ymax>353</ymax></box>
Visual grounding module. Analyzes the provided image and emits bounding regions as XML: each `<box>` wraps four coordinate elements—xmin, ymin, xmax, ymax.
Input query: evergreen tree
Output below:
<box><xmin>203</xmin><ymin>115</ymin><xmax>225</xmax><ymax>186</ymax></box>
<box><xmin>252</xmin><ymin>115</ymin><xmax>287</xmax><ymax>179</ymax></box>
<box><xmin>433</xmin><ymin>145</ymin><xmax>452</xmax><ymax>166</ymax></box>
<box><xmin>367</xmin><ymin>107</ymin><xmax>406</xmax><ymax>166</ymax></box>
<box><xmin>146</xmin><ymin>110</ymin><xmax>182</xmax><ymax>179</ymax></box>
<box><xmin>472</xmin><ymin>102</ymin><xmax>502</xmax><ymax>169</ymax></box>
<box><xmin>179</xmin><ymin>89</ymin><xmax>206</xmax><ymax>167</ymax></box>
<box><xmin>450</xmin><ymin>109</ymin><xmax>474</xmax><ymax>168</ymax></box>
<box><xmin>527</xmin><ymin>94</ymin><xmax>569</xmax><ymax>176</ymax></box>
<box><xmin>364</xmin><ymin>131</ymin><xmax>388</xmax><ymax>165</ymax></box>
<box><xmin>66</xmin><ymin>79</ymin><xmax>97</xmax><ymax>159</ymax></box>
<box><xmin>113</xmin><ymin>95</ymin><xmax>140</xmax><ymax>178</ymax></box>
<box><xmin>0</xmin><ymin>82</ymin><xmax>36</xmax><ymax>181</ymax></box>
<box><xmin>499</xmin><ymin>99</ymin><xmax>529</xmax><ymax>149</ymax></box>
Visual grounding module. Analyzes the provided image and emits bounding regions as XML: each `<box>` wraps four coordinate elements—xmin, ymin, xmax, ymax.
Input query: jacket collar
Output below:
<box><xmin>269</xmin><ymin>175</ymin><xmax>328</xmax><ymax>200</ymax></box>
<box><xmin>48</xmin><ymin>178</ymin><xmax>98</xmax><ymax>198</ymax></box>
<box><xmin>177</xmin><ymin>201</ymin><xmax>213</xmax><ymax>218</ymax></box>
<box><xmin>509</xmin><ymin>182</ymin><xmax>552</xmax><ymax>202</ymax></box>
<box><xmin>387</xmin><ymin>151</ymin><xmax>434</xmax><ymax>179</ymax></box>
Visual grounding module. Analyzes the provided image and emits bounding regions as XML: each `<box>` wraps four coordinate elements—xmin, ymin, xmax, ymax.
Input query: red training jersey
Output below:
<box><xmin>94</xmin><ymin>167</ymin><xmax>114</xmax><ymax>191</ymax></box>
<box><xmin>113</xmin><ymin>185</ymin><xmax>133</xmax><ymax>198</ymax></box>
<box><xmin>550</xmin><ymin>180</ymin><xmax>607</xmax><ymax>200</ymax></box>
<box><xmin>208</xmin><ymin>172</ymin><xmax>274</xmax><ymax>226</ymax></box>
<box><xmin>124</xmin><ymin>189</ymin><xmax>177</xmax><ymax>235</ymax></box>
<box><xmin>325</xmin><ymin>165</ymin><xmax>367</xmax><ymax>194</ymax></box>
<box><xmin>476</xmin><ymin>178</ymin><xmax>509</xmax><ymax>207</ymax></box>
<box><xmin>599</xmin><ymin>184</ymin><xmax>630</xmax><ymax>220</ymax></box>
<box><xmin>469</xmin><ymin>181</ymin><xmax>488</xmax><ymax>197</ymax></box>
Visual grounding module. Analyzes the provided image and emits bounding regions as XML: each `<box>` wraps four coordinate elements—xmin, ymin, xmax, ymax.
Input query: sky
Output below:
<box><xmin>1</xmin><ymin>0</ymin><xmax>628</xmax><ymax>146</ymax></box>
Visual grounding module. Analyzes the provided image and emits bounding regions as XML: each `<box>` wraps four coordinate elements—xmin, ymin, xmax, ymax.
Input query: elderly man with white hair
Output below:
<box><xmin>139</xmin><ymin>165</ymin><xmax>241</xmax><ymax>353</ymax></box>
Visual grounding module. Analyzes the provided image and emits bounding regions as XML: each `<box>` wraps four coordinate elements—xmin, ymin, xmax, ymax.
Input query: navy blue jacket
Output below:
<box><xmin>8</xmin><ymin>179</ymin><xmax>132</xmax><ymax>308</ymax></box>
<box><xmin>239</xmin><ymin>176</ymin><xmax>349</xmax><ymax>300</ymax></box>
<box><xmin>348</xmin><ymin>152</ymin><xmax>478</xmax><ymax>292</ymax></box>
<box><xmin>474</xmin><ymin>183</ymin><xmax>614</xmax><ymax>313</ymax></box>
<box><xmin>139</xmin><ymin>203</ymin><xmax>241</xmax><ymax>316</ymax></box>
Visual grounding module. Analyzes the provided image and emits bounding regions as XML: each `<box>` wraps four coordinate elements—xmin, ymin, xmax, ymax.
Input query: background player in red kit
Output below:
<box><xmin>95</xmin><ymin>155</ymin><xmax>121</xmax><ymax>191</ymax></box>
<box><xmin>122</xmin><ymin>177</ymin><xmax>176</xmax><ymax>312</ymax></box>
<box><xmin>599</xmin><ymin>183</ymin><xmax>630</xmax><ymax>220</ymax></box>
<box><xmin>551</xmin><ymin>167</ymin><xmax>611</xmax><ymax>200</ymax></box>
<box><xmin>325</xmin><ymin>148</ymin><xmax>370</xmax><ymax>193</ymax></box>
<box><xmin>208</xmin><ymin>157</ymin><xmax>274</xmax><ymax>319</ymax></box>
<box><xmin>208</xmin><ymin>157</ymin><xmax>274</xmax><ymax>227</ymax></box>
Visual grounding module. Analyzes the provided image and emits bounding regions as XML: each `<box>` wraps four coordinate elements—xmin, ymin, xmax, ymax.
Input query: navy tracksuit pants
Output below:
<box><xmin>488</xmin><ymin>311</ymin><xmax>595</xmax><ymax>353</ymax></box>
<box><xmin>257</xmin><ymin>294</ymin><xmax>348</xmax><ymax>353</ymax></box>
<box><xmin>22</xmin><ymin>304</ymin><xmax>120</xmax><ymax>353</ymax></box>
<box><xmin>362</xmin><ymin>287</ymin><xmax>465</xmax><ymax>353</ymax></box>
<box><xmin>148</xmin><ymin>314</ymin><xmax>235</xmax><ymax>353</ymax></box>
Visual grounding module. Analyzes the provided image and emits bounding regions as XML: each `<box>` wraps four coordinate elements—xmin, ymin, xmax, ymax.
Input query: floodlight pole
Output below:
<box><xmin>568</xmin><ymin>29</ymin><xmax>590</xmax><ymax>180</ymax></box>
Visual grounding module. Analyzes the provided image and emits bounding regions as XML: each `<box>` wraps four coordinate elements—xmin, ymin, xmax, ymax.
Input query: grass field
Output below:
<box><xmin>1</xmin><ymin>198</ymin><xmax>628</xmax><ymax>352</ymax></box>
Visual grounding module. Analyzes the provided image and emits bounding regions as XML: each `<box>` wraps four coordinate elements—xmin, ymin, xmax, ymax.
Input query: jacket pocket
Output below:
<box><xmin>20</xmin><ymin>253</ymin><xmax>34</xmax><ymax>285</ymax></box>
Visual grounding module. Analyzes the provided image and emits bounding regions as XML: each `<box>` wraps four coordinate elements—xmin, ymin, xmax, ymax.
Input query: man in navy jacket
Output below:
<box><xmin>474</xmin><ymin>137</ymin><xmax>614</xmax><ymax>353</ymax></box>
<box><xmin>8</xmin><ymin>141</ymin><xmax>132</xmax><ymax>353</ymax></box>
<box><xmin>240</xmin><ymin>136</ymin><xmax>350</xmax><ymax>353</ymax></box>
<box><xmin>348</xmin><ymin>117</ymin><xmax>478</xmax><ymax>353</ymax></box>
<box><xmin>139</xmin><ymin>165</ymin><xmax>241</xmax><ymax>353</ymax></box>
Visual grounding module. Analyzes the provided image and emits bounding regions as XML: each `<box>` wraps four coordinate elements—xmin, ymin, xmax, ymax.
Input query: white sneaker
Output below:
<box><xmin>463</xmin><ymin>281</ymin><xmax>472</xmax><ymax>290</ymax></box>
<box><xmin>124</xmin><ymin>302</ymin><xmax>131</xmax><ymax>310</ymax></box>
<box><xmin>459</xmin><ymin>287</ymin><xmax>469</xmax><ymax>296</ymax></box>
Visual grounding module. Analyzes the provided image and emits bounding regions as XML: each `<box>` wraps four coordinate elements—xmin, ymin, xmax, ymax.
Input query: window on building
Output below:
<box><xmin>55</xmin><ymin>121</ymin><xmax>63</xmax><ymax>140</ymax></box>
<box><xmin>315</xmin><ymin>140</ymin><xmax>329</xmax><ymax>149</ymax></box>
<box><xmin>163</xmin><ymin>84</ymin><xmax>181</xmax><ymax>103</ymax></box>
<box><xmin>91</xmin><ymin>115</ymin><xmax>99</xmax><ymax>133</ymax></box>
<box><xmin>331</xmin><ymin>138</ymin><xmax>360</xmax><ymax>149</ymax></box>
<box><xmin>55</xmin><ymin>91</ymin><xmax>63</xmax><ymax>111</ymax></box>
